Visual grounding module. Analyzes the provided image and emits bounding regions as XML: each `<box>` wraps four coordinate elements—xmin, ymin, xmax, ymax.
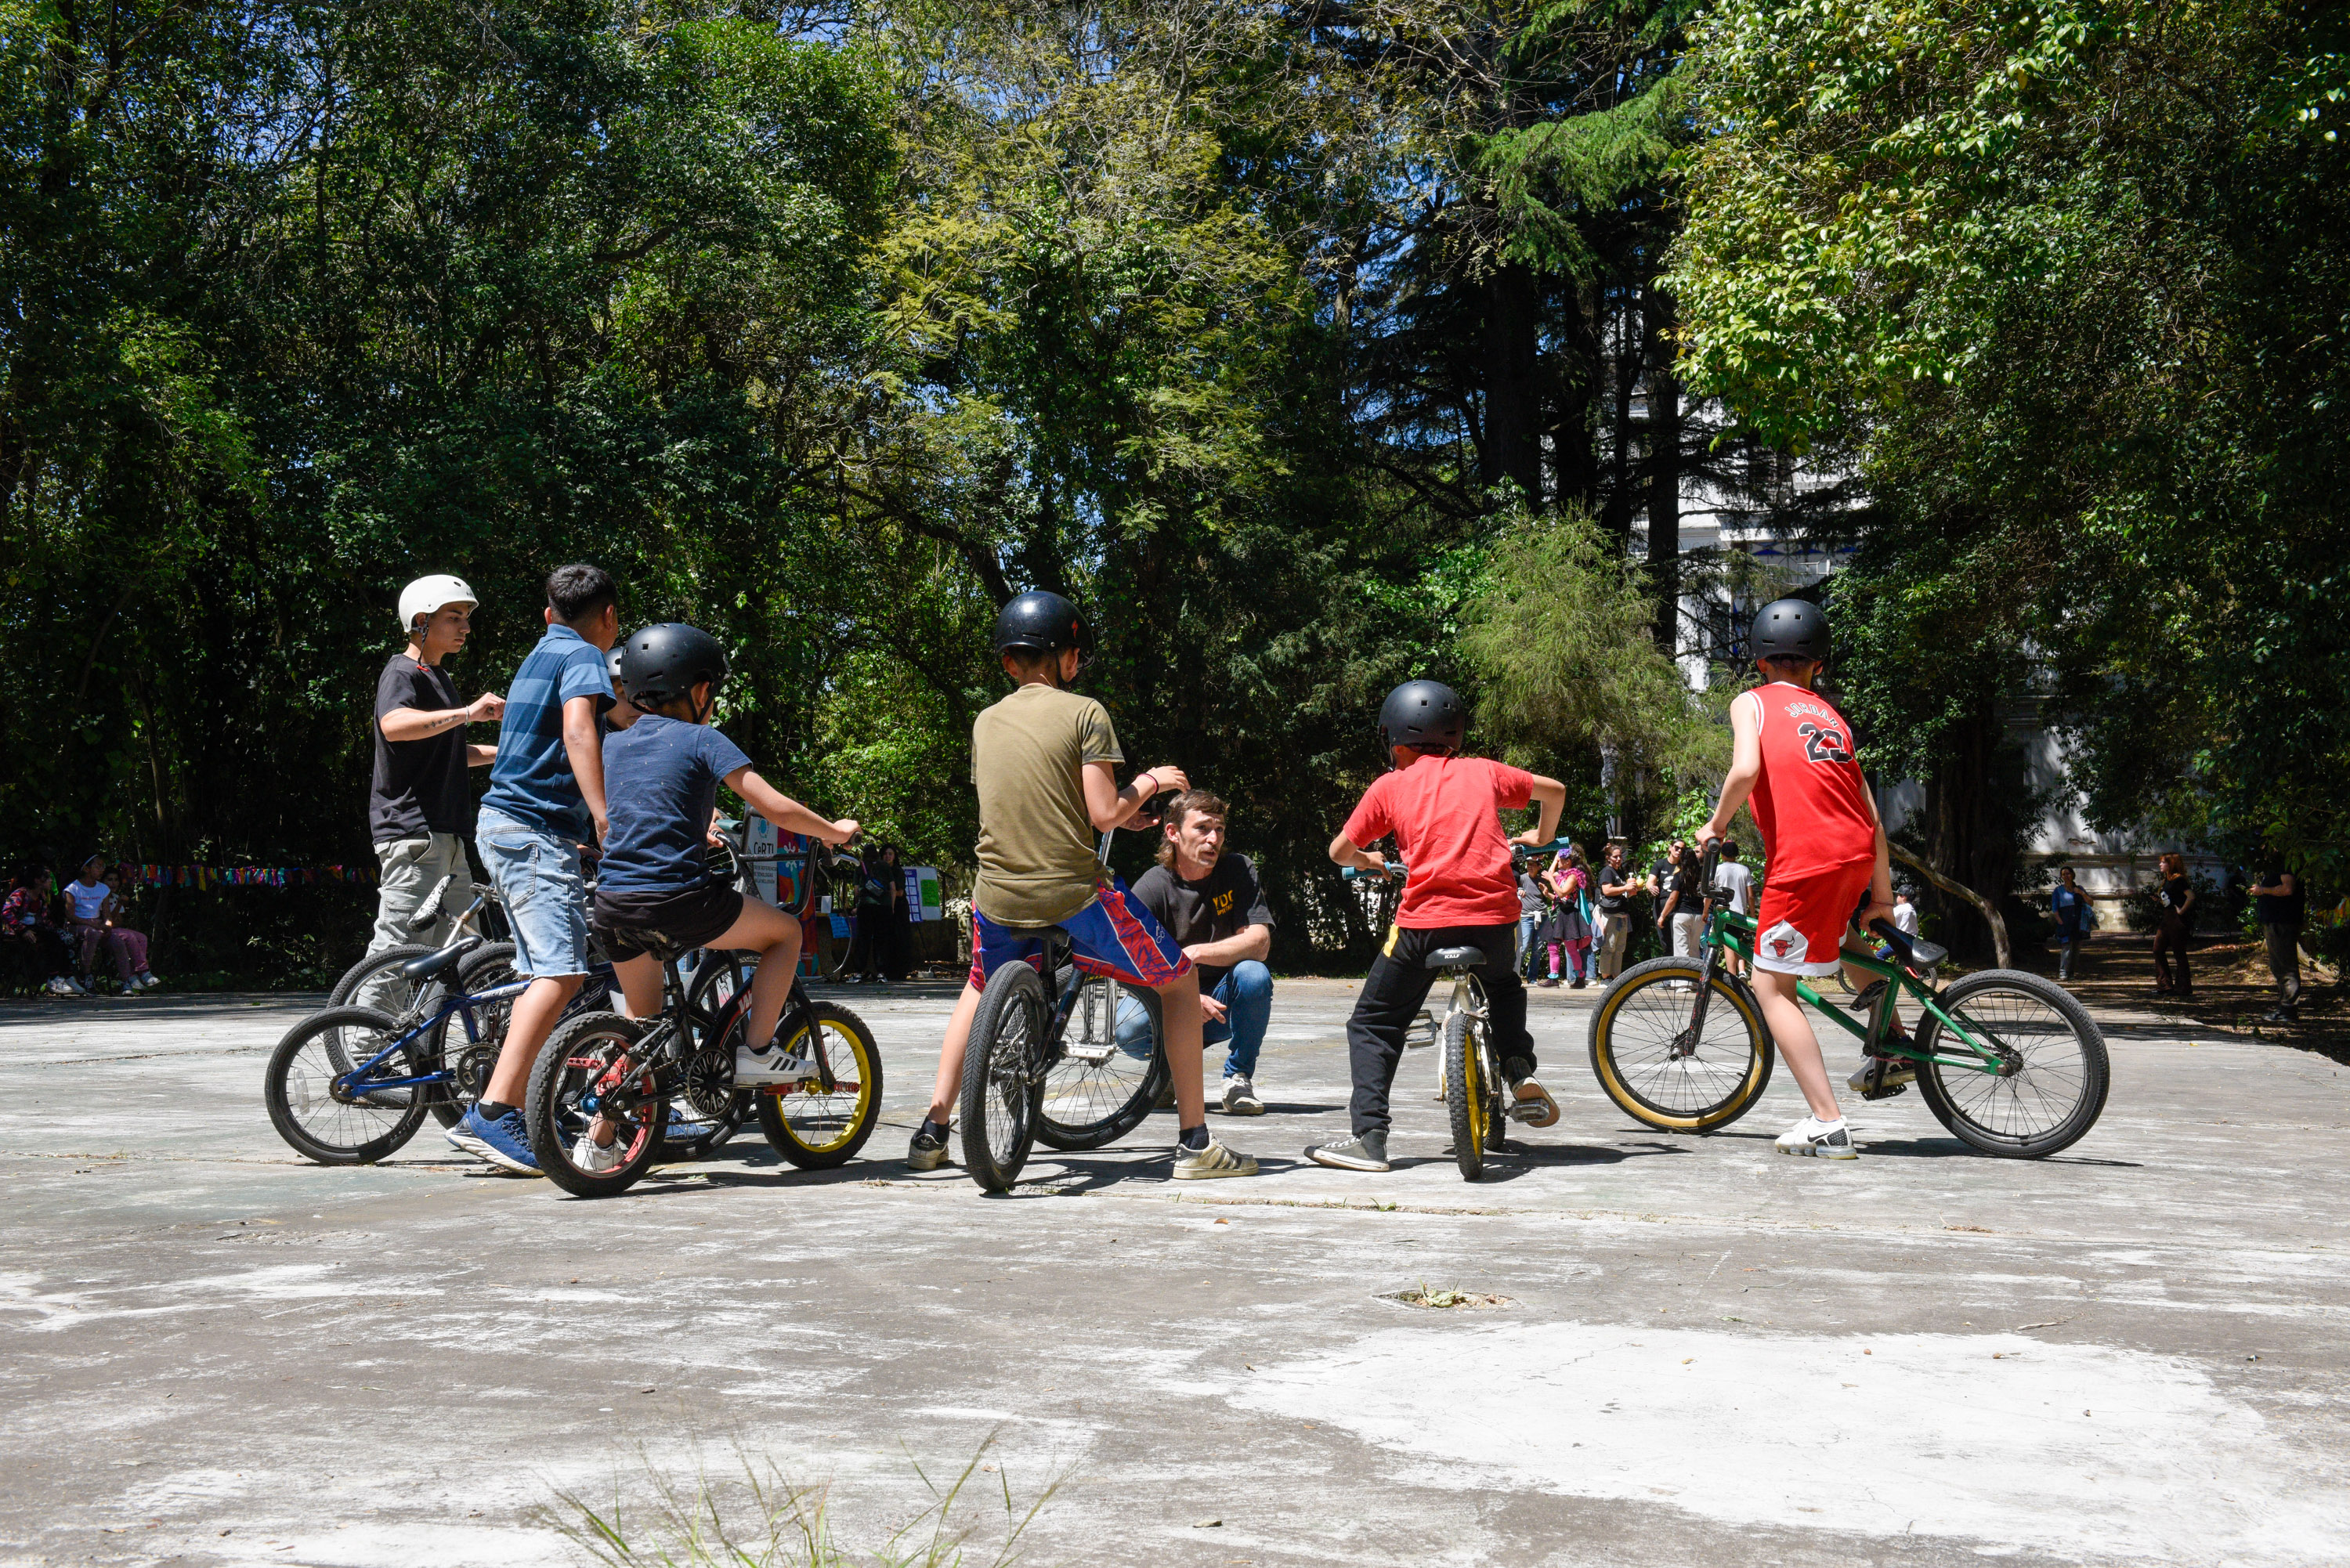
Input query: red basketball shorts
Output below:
<box><xmin>1751</xmin><ymin>860</ymin><xmax>1875</xmax><ymax>977</ymax></box>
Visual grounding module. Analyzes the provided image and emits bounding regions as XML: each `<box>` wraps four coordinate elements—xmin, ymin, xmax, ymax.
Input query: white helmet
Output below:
<box><xmin>397</xmin><ymin>574</ymin><xmax>478</xmax><ymax>634</ymax></box>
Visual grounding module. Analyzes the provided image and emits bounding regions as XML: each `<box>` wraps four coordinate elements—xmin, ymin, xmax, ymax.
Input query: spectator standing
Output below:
<box><xmin>5</xmin><ymin>866</ymin><xmax>84</xmax><ymax>994</ymax></box>
<box><xmin>1593</xmin><ymin>843</ymin><xmax>1637</xmax><ymax>981</ymax></box>
<box><xmin>63</xmin><ymin>854</ymin><xmax>159</xmax><ymax>992</ymax></box>
<box><xmin>880</xmin><ymin>845</ymin><xmax>914</xmax><ymax>980</ymax></box>
<box><xmin>369</xmin><ymin>575</ymin><xmax>504</xmax><ymax>956</ymax></box>
<box><xmin>1545</xmin><ymin>846</ymin><xmax>1593</xmax><ymax>987</ymax></box>
<box><xmin>2151</xmin><ymin>852</ymin><xmax>2196</xmax><ymax>999</ymax></box>
<box><xmin>2049</xmin><ymin>867</ymin><xmax>2091</xmax><ymax>981</ymax></box>
<box><xmin>1516</xmin><ymin>863</ymin><xmax>1546</xmax><ymax>978</ymax></box>
<box><xmin>1656</xmin><ymin>839</ymin><xmax>1704</xmax><ymax>958</ymax></box>
<box><xmin>1715</xmin><ymin>840</ymin><xmax>1755</xmax><ymax>977</ymax></box>
<box><xmin>2251</xmin><ymin>856</ymin><xmax>2305</xmax><ymax>1023</ymax></box>
<box><xmin>844</xmin><ymin>844</ymin><xmax>895</xmax><ymax>984</ymax></box>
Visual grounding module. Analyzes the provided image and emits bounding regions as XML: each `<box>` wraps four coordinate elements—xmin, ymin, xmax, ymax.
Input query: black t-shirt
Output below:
<box><xmin>2255</xmin><ymin>870</ymin><xmax>2305</xmax><ymax>927</ymax></box>
<box><xmin>1130</xmin><ymin>853</ymin><xmax>1274</xmax><ymax>992</ymax></box>
<box><xmin>2160</xmin><ymin>875</ymin><xmax>2193</xmax><ymax>915</ymax></box>
<box><xmin>596</xmin><ymin>715</ymin><xmax>754</xmax><ymax>894</ymax></box>
<box><xmin>1596</xmin><ymin>862</ymin><xmax>1632</xmax><ymax>914</ymax></box>
<box><xmin>369</xmin><ymin>655</ymin><xmax>472</xmax><ymax>844</ymax></box>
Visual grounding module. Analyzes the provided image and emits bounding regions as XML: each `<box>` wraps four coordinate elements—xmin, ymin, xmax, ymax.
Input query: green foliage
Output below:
<box><xmin>1669</xmin><ymin>0</ymin><xmax>2350</xmax><ymax>891</ymax></box>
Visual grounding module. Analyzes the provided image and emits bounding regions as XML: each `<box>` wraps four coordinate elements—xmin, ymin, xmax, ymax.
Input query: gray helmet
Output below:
<box><xmin>1750</xmin><ymin>598</ymin><xmax>1831</xmax><ymax>663</ymax></box>
<box><xmin>619</xmin><ymin>623</ymin><xmax>728</xmax><ymax>708</ymax></box>
<box><xmin>1378</xmin><ymin>680</ymin><xmax>1466</xmax><ymax>757</ymax></box>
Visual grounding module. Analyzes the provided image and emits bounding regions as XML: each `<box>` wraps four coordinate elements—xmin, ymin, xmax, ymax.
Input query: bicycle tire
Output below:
<box><xmin>1443</xmin><ymin>1010</ymin><xmax>1488</xmax><ymax>1180</ymax></box>
<box><xmin>330</xmin><ymin>943</ymin><xmax>443</xmax><ymax>1017</ymax></box>
<box><xmin>1912</xmin><ymin>969</ymin><xmax>2110</xmax><ymax>1158</ymax></box>
<box><xmin>960</xmin><ymin>959</ymin><xmax>1047</xmax><ymax>1192</ymax></box>
<box><xmin>756</xmin><ymin>1002</ymin><xmax>884</xmax><ymax>1168</ymax></box>
<box><xmin>525</xmin><ymin>1010</ymin><xmax>667</xmax><ymax>1198</ymax></box>
<box><xmin>264</xmin><ymin>1006</ymin><xmax>427</xmax><ymax>1165</ymax></box>
<box><xmin>1588</xmin><ymin>957</ymin><xmax>1774</xmax><ymax>1132</ymax></box>
<box><xmin>1036</xmin><ymin>979</ymin><xmax>1167</xmax><ymax>1151</ymax></box>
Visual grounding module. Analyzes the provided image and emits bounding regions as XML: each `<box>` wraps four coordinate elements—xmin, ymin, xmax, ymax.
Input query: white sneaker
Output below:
<box><xmin>735</xmin><ymin>1045</ymin><xmax>819</xmax><ymax>1088</ymax></box>
<box><xmin>45</xmin><ymin>977</ymin><xmax>78</xmax><ymax>996</ymax></box>
<box><xmin>1846</xmin><ymin>1054</ymin><xmax>1918</xmax><ymax>1093</ymax></box>
<box><xmin>139</xmin><ymin>973</ymin><xmax>163</xmax><ymax>991</ymax></box>
<box><xmin>1220</xmin><ymin>1075</ymin><xmax>1265</xmax><ymax>1115</ymax></box>
<box><xmin>571</xmin><ymin>1132</ymin><xmax>628</xmax><ymax>1174</ymax></box>
<box><xmin>1171</xmin><ymin>1134</ymin><xmax>1258</xmax><ymax>1180</ymax></box>
<box><xmin>1776</xmin><ymin>1116</ymin><xmax>1859</xmax><ymax>1160</ymax></box>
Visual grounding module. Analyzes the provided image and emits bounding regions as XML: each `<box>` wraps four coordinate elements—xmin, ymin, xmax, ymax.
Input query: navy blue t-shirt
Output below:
<box><xmin>597</xmin><ymin>715</ymin><xmax>754</xmax><ymax>895</ymax></box>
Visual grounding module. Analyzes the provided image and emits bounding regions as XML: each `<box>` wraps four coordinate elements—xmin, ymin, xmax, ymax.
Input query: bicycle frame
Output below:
<box><xmin>332</xmin><ymin>976</ymin><xmax>530</xmax><ymax>1099</ymax></box>
<box><xmin>1699</xmin><ymin>907</ymin><xmax>2008</xmax><ymax>1077</ymax></box>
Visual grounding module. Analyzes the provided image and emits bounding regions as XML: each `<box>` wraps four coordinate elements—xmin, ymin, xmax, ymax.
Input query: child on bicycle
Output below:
<box><xmin>906</xmin><ymin>591</ymin><xmax>1256</xmax><ymax>1181</ymax></box>
<box><xmin>576</xmin><ymin>623</ymin><xmax>859</xmax><ymax>1172</ymax></box>
<box><xmin>1311</xmin><ymin>681</ymin><xmax>1564</xmax><ymax>1172</ymax></box>
<box><xmin>1697</xmin><ymin>598</ymin><xmax>1897</xmax><ymax>1161</ymax></box>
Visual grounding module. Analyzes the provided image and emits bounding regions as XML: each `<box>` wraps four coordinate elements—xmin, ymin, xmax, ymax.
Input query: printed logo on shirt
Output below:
<box><xmin>1760</xmin><ymin>920</ymin><xmax>1809</xmax><ymax>963</ymax></box>
<box><xmin>1795</xmin><ymin>720</ymin><xmax>1854</xmax><ymax>764</ymax></box>
<box><xmin>1211</xmin><ymin>889</ymin><xmax>1235</xmax><ymax>916</ymax></box>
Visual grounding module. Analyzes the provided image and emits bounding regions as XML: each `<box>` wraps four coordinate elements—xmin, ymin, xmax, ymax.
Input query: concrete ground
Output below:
<box><xmin>3</xmin><ymin>974</ymin><xmax>2347</xmax><ymax>1567</ymax></box>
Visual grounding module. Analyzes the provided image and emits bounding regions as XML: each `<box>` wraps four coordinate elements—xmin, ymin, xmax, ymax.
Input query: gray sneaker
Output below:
<box><xmin>1307</xmin><ymin>1129</ymin><xmax>1390</xmax><ymax>1172</ymax></box>
<box><xmin>1220</xmin><ymin>1075</ymin><xmax>1265</xmax><ymax>1115</ymax></box>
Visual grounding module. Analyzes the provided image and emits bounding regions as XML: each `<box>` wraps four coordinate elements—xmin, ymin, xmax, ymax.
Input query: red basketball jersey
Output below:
<box><xmin>1746</xmin><ymin>682</ymin><xmax>1876</xmax><ymax>880</ymax></box>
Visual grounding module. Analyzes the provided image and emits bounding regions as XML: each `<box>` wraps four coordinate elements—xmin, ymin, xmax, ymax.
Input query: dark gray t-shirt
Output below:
<box><xmin>1129</xmin><ymin>854</ymin><xmax>1274</xmax><ymax>992</ymax></box>
<box><xmin>369</xmin><ymin>655</ymin><xmax>471</xmax><ymax>843</ymax></box>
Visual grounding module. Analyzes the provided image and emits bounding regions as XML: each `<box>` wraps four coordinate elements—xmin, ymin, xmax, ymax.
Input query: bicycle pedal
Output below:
<box><xmin>1406</xmin><ymin>1010</ymin><xmax>1439</xmax><ymax>1049</ymax></box>
<box><xmin>1858</xmin><ymin>1082</ymin><xmax>1908</xmax><ymax>1102</ymax></box>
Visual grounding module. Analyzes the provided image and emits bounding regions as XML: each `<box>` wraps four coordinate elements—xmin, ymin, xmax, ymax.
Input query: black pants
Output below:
<box><xmin>848</xmin><ymin>908</ymin><xmax>886</xmax><ymax>978</ymax></box>
<box><xmin>10</xmin><ymin>929</ymin><xmax>74</xmax><ymax>979</ymax></box>
<box><xmin>2153</xmin><ymin>915</ymin><xmax>2193</xmax><ymax>993</ymax></box>
<box><xmin>2264</xmin><ymin>923</ymin><xmax>2304</xmax><ymax>1010</ymax></box>
<box><xmin>1345</xmin><ymin>923</ymin><xmax>1532</xmax><ymax>1136</ymax></box>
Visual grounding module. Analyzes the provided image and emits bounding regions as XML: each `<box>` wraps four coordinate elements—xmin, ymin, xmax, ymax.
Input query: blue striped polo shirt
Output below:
<box><xmin>479</xmin><ymin>623</ymin><xmax>612</xmax><ymax>839</ymax></box>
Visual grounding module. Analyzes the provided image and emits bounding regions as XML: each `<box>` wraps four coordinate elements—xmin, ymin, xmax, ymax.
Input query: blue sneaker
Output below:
<box><xmin>446</xmin><ymin>1107</ymin><xmax>539</xmax><ymax>1174</ymax></box>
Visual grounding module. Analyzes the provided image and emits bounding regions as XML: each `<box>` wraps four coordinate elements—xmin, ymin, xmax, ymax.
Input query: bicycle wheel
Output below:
<box><xmin>524</xmin><ymin>1010</ymin><xmax>667</xmax><ymax>1198</ymax></box>
<box><xmin>1913</xmin><ymin>969</ymin><xmax>2110</xmax><ymax>1157</ymax></box>
<box><xmin>265</xmin><ymin>1006</ymin><xmax>427</xmax><ymax>1165</ymax></box>
<box><xmin>960</xmin><ymin>959</ymin><xmax>1047</xmax><ymax>1192</ymax></box>
<box><xmin>756</xmin><ymin>1002</ymin><xmax>884</xmax><ymax>1168</ymax></box>
<box><xmin>411</xmin><ymin>941</ymin><xmax>522</xmax><ymax>1129</ymax></box>
<box><xmin>1588</xmin><ymin>957</ymin><xmax>1774</xmax><ymax>1132</ymax></box>
<box><xmin>330</xmin><ymin>943</ymin><xmax>443</xmax><ymax>1017</ymax></box>
<box><xmin>1443</xmin><ymin>1010</ymin><xmax>1491</xmax><ymax>1179</ymax></box>
<box><xmin>666</xmin><ymin>952</ymin><xmax>753</xmax><ymax>1158</ymax></box>
<box><xmin>1036</xmin><ymin>978</ymin><xmax>1167</xmax><ymax>1151</ymax></box>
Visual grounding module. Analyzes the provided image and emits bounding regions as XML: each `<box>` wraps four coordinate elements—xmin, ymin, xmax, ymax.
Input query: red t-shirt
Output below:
<box><xmin>1342</xmin><ymin>755</ymin><xmax>1535</xmax><ymax>928</ymax></box>
<box><xmin>1746</xmin><ymin>682</ymin><xmax>1877</xmax><ymax>880</ymax></box>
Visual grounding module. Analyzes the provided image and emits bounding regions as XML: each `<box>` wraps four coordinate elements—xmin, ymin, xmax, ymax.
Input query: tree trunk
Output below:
<box><xmin>1550</xmin><ymin>280</ymin><xmax>1600</xmax><ymax>512</ymax></box>
<box><xmin>1645</xmin><ymin>287</ymin><xmax>1680</xmax><ymax>653</ymax></box>
<box><xmin>1920</xmin><ymin>702</ymin><xmax>2020</xmax><ymax>963</ymax></box>
<box><xmin>1601</xmin><ymin>294</ymin><xmax>1640</xmax><ymax>548</ymax></box>
<box><xmin>1483</xmin><ymin>261</ymin><xmax>1542</xmax><ymax>504</ymax></box>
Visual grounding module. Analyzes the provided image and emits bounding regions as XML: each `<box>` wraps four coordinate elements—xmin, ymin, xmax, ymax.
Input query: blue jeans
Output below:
<box><xmin>475</xmin><ymin>807</ymin><xmax>589</xmax><ymax>978</ymax></box>
<box><xmin>1115</xmin><ymin>959</ymin><xmax>1273</xmax><ymax>1079</ymax></box>
<box><xmin>1517</xmin><ymin>913</ymin><xmax>1540</xmax><ymax>974</ymax></box>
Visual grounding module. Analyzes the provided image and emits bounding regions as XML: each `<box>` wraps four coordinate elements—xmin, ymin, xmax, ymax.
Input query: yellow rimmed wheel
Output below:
<box><xmin>1444</xmin><ymin>1010</ymin><xmax>1500</xmax><ymax>1179</ymax></box>
<box><xmin>756</xmin><ymin>1003</ymin><xmax>884</xmax><ymax>1169</ymax></box>
<box><xmin>1588</xmin><ymin>957</ymin><xmax>1774</xmax><ymax>1132</ymax></box>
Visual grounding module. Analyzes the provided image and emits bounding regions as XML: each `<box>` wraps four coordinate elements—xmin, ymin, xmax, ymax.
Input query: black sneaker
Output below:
<box><xmin>906</xmin><ymin>1122</ymin><xmax>950</xmax><ymax>1172</ymax></box>
<box><xmin>1307</xmin><ymin>1129</ymin><xmax>1390</xmax><ymax>1172</ymax></box>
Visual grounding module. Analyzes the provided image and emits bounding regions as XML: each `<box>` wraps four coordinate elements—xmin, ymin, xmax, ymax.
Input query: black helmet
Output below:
<box><xmin>1378</xmin><ymin>679</ymin><xmax>1467</xmax><ymax>757</ymax></box>
<box><xmin>1750</xmin><ymin>598</ymin><xmax>1831</xmax><ymax>664</ymax></box>
<box><xmin>992</xmin><ymin>590</ymin><xmax>1090</xmax><ymax>659</ymax></box>
<box><xmin>619</xmin><ymin>623</ymin><xmax>729</xmax><ymax>708</ymax></box>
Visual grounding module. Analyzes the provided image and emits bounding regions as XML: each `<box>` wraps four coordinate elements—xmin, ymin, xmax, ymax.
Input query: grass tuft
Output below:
<box><xmin>539</xmin><ymin>1433</ymin><xmax>1059</xmax><ymax>1568</ymax></box>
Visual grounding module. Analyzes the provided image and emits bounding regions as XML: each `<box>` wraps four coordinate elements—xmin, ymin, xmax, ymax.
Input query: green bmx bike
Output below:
<box><xmin>1588</xmin><ymin>844</ymin><xmax>2110</xmax><ymax>1158</ymax></box>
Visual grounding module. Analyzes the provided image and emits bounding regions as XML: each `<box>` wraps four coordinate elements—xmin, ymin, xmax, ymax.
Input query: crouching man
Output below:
<box><xmin>1117</xmin><ymin>789</ymin><xmax>1278</xmax><ymax>1115</ymax></box>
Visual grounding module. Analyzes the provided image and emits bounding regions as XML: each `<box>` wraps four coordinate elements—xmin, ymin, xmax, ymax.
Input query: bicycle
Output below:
<box><xmin>1342</xmin><ymin>861</ymin><xmax>1551</xmax><ymax>1180</ymax></box>
<box><xmin>326</xmin><ymin>876</ymin><xmax>508</xmax><ymax>1018</ymax></box>
<box><xmin>522</xmin><ymin>826</ymin><xmax>881</xmax><ymax>1198</ymax></box>
<box><xmin>956</xmin><ymin>829</ymin><xmax>1172</xmax><ymax>1194</ymax></box>
<box><xmin>265</xmin><ymin>935</ymin><xmax>526</xmax><ymax>1163</ymax></box>
<box><xmin>1587</xmin><ymin>843</ymin><xmax>2111</xmax><ymax>1157</ymax></box>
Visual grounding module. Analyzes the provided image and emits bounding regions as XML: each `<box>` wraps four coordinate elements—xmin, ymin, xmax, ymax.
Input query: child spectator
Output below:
<box><xmin>64</xmin><ymin>854</ymin><xmax>159</xmax><ymax>992</ymax></box>
<box><xmin>5</xmin><ymin>866</ymin><xmax>84</xmax><ymax>995</ymax></box>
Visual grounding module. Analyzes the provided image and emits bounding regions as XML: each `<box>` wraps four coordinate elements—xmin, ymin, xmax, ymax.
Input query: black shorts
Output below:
<box><xmin>591</xmin><ymin>882</ymin><xmax>745</xmax><ymax>963</ymax></box>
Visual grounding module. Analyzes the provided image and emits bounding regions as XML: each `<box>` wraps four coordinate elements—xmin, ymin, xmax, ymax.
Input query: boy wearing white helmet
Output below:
<box><xmin>367</xmin><ymin>575</ymin><xmax>504</xmax><ymax>963</ymax></box>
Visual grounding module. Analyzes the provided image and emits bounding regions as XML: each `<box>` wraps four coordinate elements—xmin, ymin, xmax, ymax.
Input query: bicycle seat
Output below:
<box><xmin>1423</xmin><ymin>946</ymin><xmax>1485</xmax><ymax>971</ymax></box>
<box><xmin>1869</xmin><ymin>921</ymin><xmax>1949</xmax><ymax>972</ymax></box>
<box><xmin>399</xmin><ymin>938</ymin><xmax>481</xmax><ymax>982</ymax></box>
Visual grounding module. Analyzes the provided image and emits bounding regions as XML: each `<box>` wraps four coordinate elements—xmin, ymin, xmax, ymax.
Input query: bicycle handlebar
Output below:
<box><xmin>1341</xmin><ymin>862</ymin><xmax>1407</xmax><ymax>881</ymax></box>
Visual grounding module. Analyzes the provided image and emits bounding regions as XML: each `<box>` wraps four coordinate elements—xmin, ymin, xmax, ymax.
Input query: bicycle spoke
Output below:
<box><xmin>1929</xmin><ymin>985</ymin><xmax>2092</xmax><ymax>1141</ymax></box>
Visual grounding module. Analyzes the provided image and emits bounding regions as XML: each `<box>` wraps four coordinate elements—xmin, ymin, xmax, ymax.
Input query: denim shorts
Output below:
<box><xmin>475</xmin><ymin>807</ymin><xmax>590</xmax><ymax>977</ymax></box>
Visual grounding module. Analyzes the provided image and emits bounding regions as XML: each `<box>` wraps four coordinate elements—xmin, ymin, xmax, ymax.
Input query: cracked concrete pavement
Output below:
<box><xmin>3</xmin><ymin>976</ymin><xmax>2347</xmax><ymax>1566</ymax></box>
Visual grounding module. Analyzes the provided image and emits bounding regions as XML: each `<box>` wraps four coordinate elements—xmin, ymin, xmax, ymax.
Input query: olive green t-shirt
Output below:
<box><xmin>971</xmin><ymin>683</ymin><xmax>1124</xmax><ymax>926</ymax></box>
